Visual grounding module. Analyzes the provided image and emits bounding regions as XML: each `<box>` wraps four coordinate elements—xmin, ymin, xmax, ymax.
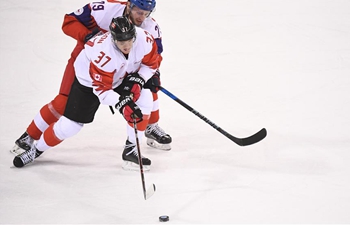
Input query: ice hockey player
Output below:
<box><xmin>11</xmin><ymin>0</ymin><xmax>171</xmax><ymax>170</ymax></box>
<box><xmin>13</xmin><ymin>16</ymin><xmax>159</xmax><ymax>170</ymax></box>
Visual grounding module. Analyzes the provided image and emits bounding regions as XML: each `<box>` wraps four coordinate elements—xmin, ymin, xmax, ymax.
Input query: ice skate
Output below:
<box><xmin>10</xmin><ymin>132</ymin><xmax>34</xmax><ymax>156</ymax></box>
<box><xmin>13</xmin><ymin>145</ymin><xmax>43</xmax><ymax>168</ymax></box>
<box><xmin>122</xmin><ymin>140</ymin><xmax>151</xmax><ymax>171</ymax></box>
<box><xmin>145</xmin><ymin>123</ymin><xmax>172</xmax><ymax>150</ymax></box>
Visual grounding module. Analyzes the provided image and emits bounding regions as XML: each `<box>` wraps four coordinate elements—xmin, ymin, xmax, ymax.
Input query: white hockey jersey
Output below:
<box><xmin>68</xmin><ymin>1</ymin><xmax>162</xmax><ymax>52</ymax></box>
<box><xmin>74</xmin><ymin>26</ymin><xmax>160</xmax><ymax>106</ymax></box>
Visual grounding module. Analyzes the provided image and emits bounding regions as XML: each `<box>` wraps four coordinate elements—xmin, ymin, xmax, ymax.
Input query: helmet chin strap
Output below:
<box><xmin>123</xmin><ymin>2</ymin><xmax>131</xmax><ymax>17</ymax></box>
<box><xmin>125</xmin><ymin>14</ymin><xmax>135</xmax><ymax>26</ymax></box>
<box><xmin>123</xmin><ymin>4</ymin><xmax>133</xmax><ymax>23</ymax></box>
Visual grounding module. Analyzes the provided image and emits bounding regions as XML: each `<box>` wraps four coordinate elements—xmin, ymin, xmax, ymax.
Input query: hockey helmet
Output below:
<box><xmin>130</xmin><ymin>0</ymin><xmax>156</xmax><ymax>12</ymax></box>
<box><xmin>109</xmin><ymin>16</ymin><xmax>136</xmax><ymax>41</ymax></box>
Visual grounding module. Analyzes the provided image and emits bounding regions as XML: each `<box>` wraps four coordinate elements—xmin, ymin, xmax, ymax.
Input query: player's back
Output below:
<box><xmin>89</xmin><ymin>1</ymin><xmax>127</xmax><ymax>31</ymax></box>
<box><xmin>140</xmin><ymin>17</ymin><xmax>162</xmax><ymax>39</ymax></box>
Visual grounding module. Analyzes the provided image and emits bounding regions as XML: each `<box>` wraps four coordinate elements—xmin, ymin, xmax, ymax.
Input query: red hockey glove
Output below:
<box><xmin>115</xmin><ymin>96</ymin><xmax>143</xmax><ymax>123</ymax></box>
<box><xmin>119</xmin><ymin>73</ymin><xmax>145</xmax><ymax>102</ymax></box>
<box><xmin>144</xmin><ymin>70</ymin><xmax>161</xmax><ymax>93</ymax></box>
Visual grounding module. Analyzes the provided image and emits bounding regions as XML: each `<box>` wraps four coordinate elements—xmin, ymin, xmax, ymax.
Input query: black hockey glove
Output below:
<box><xmin>84</xmin><ymin>28</ymin><xmax>101</xmax><ymax>43</ymax></box>
<box><xmin>144</xmin><ymin>70</ymin><xmax>161</xmax><ymax>93</ymax></box>
<box><xmin>115</xmin><ymin>96</ymin><xmax>143</xmax><ymax>123</ymax></box>
<box><xmin>119</xmin><ymin>73</ymin><xmax>145</xmax><ymax>101</ymax></box>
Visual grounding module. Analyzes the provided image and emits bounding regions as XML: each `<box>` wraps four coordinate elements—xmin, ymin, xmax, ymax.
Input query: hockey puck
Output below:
<box><xmin>159</xmin><ymin>215</ymin><xmax>169</xmax><ymax>222</ymax></box>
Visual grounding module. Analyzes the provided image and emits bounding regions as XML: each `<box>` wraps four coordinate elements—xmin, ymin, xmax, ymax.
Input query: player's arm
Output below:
<box><xmin>147</xmin><ymin>18</ymin><xmax>164</xmax><ymax>54</ymax></box>
<box><xmin>89</xmin><ymin>62</ymin><xmax>143</xmax><ymax>122</ymax></box>
<box><xmin>62</xmin><ymin>4</ymin><xmax>99</xmax><ymax>43</ymax></box>
<box><xmin>89</xmin><ymin>62</ymin><xmax>120</xmax><ymax>106</ymax></box>
<box><xmin>138</xmin><ymin>31</ymin><xmax>160</xmax><ymax>82</ymax></box>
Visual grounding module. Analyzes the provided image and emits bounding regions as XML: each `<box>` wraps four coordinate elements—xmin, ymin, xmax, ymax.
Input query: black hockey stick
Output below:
<box><xmin>132</xmin><ymin>118</ymin><xmax>156</xmax><ymax>200</ymax></box>
<box><xmin>159</xmin><ymin>86</ymin><xmax>267</xmax><ymax>146</ymax></box>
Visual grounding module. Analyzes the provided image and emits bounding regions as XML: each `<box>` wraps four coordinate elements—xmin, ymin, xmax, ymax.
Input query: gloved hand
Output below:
<box><xmin>119</xmin><ymin>73</ymin><xmax>145</xmax><ymax>101</ymax></box>
<box><xmin>144</xmin><ymin>70</ymin><xmax>161</xmax><ymax>93</ymax></box>
<box><xmin>84</xmin><ymin>28</ymin><xmax>102</xmax><ymax>43</ymax></box>
<box><xmin>115</xmin><ymin>96</ymin><xmax>143</xmax><ymax>123</ymax></box>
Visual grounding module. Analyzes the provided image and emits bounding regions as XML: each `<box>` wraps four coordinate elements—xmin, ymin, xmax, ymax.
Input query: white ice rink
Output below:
<box><xmin>1</xmin><ymin>0</ymin><xmax>350</xmax><ymax>224</ymax></box>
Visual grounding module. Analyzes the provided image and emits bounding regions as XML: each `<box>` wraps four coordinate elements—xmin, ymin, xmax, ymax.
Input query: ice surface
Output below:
<box><xmin>1</xmin><ymin>0</ymin><xmax>350</xmax><ymax>224</ymax></box>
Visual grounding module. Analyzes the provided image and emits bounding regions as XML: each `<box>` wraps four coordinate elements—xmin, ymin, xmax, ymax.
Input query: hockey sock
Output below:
<box><xmin>148</xmin><ymin>110</ymin><xmax>159</xmax><ymax>125</ymax></box>
<box><xmin>26</xmin><ymin>94</ymin><xmax>68</xmax><ymax>140</ymax></box>
<box><xmin>43</xmin><ymin>123</ymin><xmax>63</xmax><ymax>147</ymax></box>
<box><xmin>148</xmin><ymin>92</ymin><xmax>160</xmax><ymax>124</ymax></box>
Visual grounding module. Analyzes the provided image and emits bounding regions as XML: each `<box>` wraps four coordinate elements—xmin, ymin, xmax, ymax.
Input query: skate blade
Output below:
<box><xmin>10</xmin><ymin>145</ymin><xmax>26</xmax><ymax>156</ymax></box>
<box><xmin>146</xmin><ymin>139</ymin><xmax>171</xmax><ymax>151</ymax></box>
<box><xmin>122</xmin><ymin>161</ymin><xmax>150</xmax><ymax>172</ymax></box>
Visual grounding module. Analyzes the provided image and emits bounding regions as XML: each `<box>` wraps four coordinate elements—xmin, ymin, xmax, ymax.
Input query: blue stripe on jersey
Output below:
<box><xmin>155</xmin><ymin>38</ymin><xmax>163</xmax><ymax>54</ymax></box>
<box><xmin>68</xmin><ymin>4</ymin><xmax>96</xmax><ymax>30</ymax></box>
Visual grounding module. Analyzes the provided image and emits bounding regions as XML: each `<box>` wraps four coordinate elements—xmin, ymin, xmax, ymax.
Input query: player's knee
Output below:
<box><xmin>54</xmin><ymin>116</ymin><xmax>83</xmax><ymax>140</ymax></box>
<box><xmin>136</xmin><ymin>89</ymin><xmax>153</xmax><ymax>115</ymax></box>
<box><xmin>50</xmin><ymin>94</ymin><xmax>68</xmax><ymax>115</ymax></box>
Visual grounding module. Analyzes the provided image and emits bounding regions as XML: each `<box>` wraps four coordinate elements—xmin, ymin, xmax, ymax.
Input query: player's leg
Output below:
<box><xmin>13</xmin><ymin>78</ymin><xmax>99</xmax><ymax>168</ymax></box>
<box><xmin>145</xmin><ymin>92</ymin><xmax>172</xmax><ymax>150</ymax></box>
<box><xmin>13</xmin><ymin>116</ymin><xmax>84</xmax><ymax>168</ymax></box>
<box><xmin>11</xmin><ymin>43</ymin><xmax>84</xmax><ymax>155</ymax></box>
<box><xmin>122</xmin><ymin>89</ymin><xmax>152</xmax><ymax>171</ymax></box>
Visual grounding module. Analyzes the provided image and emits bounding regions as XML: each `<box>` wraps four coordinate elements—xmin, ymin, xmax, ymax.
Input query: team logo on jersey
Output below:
<box><xmin>94</xmin><ymin>74</ymin><xmax>102</xmax><ymax>82</ymax></box>
<box><xmin>74</xmin><ymin>8</ymin><xmax>84</xmax><ymax>16</ymax></box>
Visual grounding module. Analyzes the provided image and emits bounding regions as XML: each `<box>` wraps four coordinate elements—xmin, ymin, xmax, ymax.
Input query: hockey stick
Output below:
<box><xmin>159</xmin><ymin>86</ymin><xmax>267</xmax><ymax>146</ymax></box>
<box><xmin>132</xmin><ymin>118</ymin><xmax>156</xmax><ymax>200</ymax></box>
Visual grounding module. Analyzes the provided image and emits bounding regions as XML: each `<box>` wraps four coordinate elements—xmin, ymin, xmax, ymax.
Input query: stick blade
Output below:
<box><xmin>145</xmin><ymin>184</ymin><xmax>156</xmax><ymax>200</ymax></box>
<box><xmin>229</xmin><ymin>128</ymin><xmax>267</xmax><ymax>146</ymax></box>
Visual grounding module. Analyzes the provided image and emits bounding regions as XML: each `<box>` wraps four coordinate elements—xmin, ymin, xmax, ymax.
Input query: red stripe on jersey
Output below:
<box><xmin>142</xmin><ymin>39</ymin><xmax>162</xmax><ymax>69</ymax></box>
<box><xmin>89</xmin><ymin>62</ymin><xmax>116</xmax><ymax>94</ymax></box>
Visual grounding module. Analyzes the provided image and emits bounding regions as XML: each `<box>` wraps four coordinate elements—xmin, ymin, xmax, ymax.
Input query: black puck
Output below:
<box><xmin>159</xmin><ymin>215</ymin><xmax>169</xmax><ymax>222</ymax></box>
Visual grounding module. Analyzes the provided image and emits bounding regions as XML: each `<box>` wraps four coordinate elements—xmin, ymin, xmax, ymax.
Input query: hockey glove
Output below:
<box><xmin>115</xmin><ymin>96</ymin><xmax>143</xmax><ymax>123</ymax></box>
<box><xmin>119</xmin><ymin>73</ymin><xmax>145</xmax><ymax>101</ymax></box>
<box><xmin>144</xmin><ymin>70</ymin><xmax>161</xmax><ymax>93</ymax></box>
<box><xmin>84</xmin><ymin>28</ymin><xmax>102</xmax><ymax>43</ymax></box>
